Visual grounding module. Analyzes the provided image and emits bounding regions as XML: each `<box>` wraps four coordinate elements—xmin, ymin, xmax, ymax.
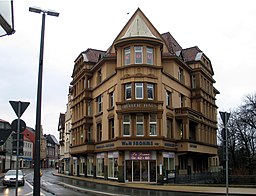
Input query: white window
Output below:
<box><xmin>97</xmin><ymin>95</ymin><xmax>102</xmax><ymax>113</ymax></box>
<box><xmin>166</xmin><ymin>91</ymin><xmax>171</xmax><ymax>107</ymax></box>
<box><xmin>147</xmin><ymin>84</ymin><xmax>154</xmax><ymax>100</ymax></box>
<box><xmin>147</xmin><ymin>47</ymin><xmax>153</xmax><ymax>65</ymax></box>
<box><xmin>123</xmin><ymin>115</ymin><xmax>130</xmax><ymax>136</ymax></box>
<box><xmin>178</xmin><ymin>68</ymin><xmax>184</xmax><ymax>82</ymax></box>
<box><xmin>135</xmin><ymin>83</ymin><xmax>143</xmax><ymax>99</ymax></box>
<box><xmin>125</xmin><ymin>83</ymin><xmax>132</xmax><ymax>100</ymax></box>
<box><xmin>124</xmin><ymin>47</ymin><xmax>131</xmax><ymax>65</ymax></box>
<box><xmin>87</xmin><ymin>101</ymin><xmax>92</xmax><ymax>116</ymax></box>
<box><xmin>180</xmin><ymin>94</ymin><xmax>185</xmax><ymax>107</ymax></box>
<box><xmin>136</xmin><ymin>114</ymin><xmax>144</xmax><ymax>136</ymax></box>
<box><xmin>109</xmin><ymin>92</ymin><xmax>114</xmax><ymax>108</ymax></box>
<box><xmin>149</xmin><ymin>114</ymin><xmax>157</xmax><ymax>136</ymax></box>
<box><xmin>135</xmin><ymin>46</ymin><xmax>143</xmax><ymax>64</ymax></box>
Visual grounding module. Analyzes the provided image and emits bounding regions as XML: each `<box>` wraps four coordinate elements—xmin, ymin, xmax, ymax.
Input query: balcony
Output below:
<box><xmin>177</xmin><ymin>141</ymin><xmax>217</xmax><ymax>156</ymax></box>
<box><xmin>70</xmin><ymin>142</ymin><xmax>95</xmax><ymax>155</ymax></box>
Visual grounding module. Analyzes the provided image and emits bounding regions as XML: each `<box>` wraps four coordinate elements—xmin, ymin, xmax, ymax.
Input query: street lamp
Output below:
<box><xmin>29</xmin><ymin>6</ymin><xmax>59</xmax><ymax>196</ymax></box>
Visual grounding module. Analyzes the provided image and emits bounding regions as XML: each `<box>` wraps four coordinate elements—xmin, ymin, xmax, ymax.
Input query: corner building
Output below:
<box><xmin>69</xmin><ymin>8</ymin><xmax>219</xmax><ymax>183</ymax></box>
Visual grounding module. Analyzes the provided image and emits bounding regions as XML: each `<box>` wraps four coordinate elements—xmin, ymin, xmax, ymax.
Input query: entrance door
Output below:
<box><xmin>150</xmin><ymin>161</ymin><xmax>156</xmax><ymax>182</ymax></box>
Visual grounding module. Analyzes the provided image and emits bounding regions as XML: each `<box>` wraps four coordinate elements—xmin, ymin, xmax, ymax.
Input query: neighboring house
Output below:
<box><xmin>58</xmin><ymin>113</ymin><xmax>65</xmax><ymax>173</ymax></box>
<box><xmin>40</xmin><ymin>129</ymin><xmax>47</xmax><ymax>168</ymax></box>
<box><xmin>45</xmin><ymin>134</ymin><xmax>59</xmax><ymax>168</ymax></box>
<box><xmin>0</xmin><ymin>119</ymin><xmax>13</xmax><ymax>172</ymax></box>
<box><xmin>67</xmin><ymin>8</ymin><xmax>219</xmax><ymax>183</ymax></box>
<box><xmin>20</xmin><ymin>136</ymin><xmax>33</xmax><ymax>168</ymax></box>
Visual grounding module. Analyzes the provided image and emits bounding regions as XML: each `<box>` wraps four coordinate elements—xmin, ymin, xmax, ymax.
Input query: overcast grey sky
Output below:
<box><xmin>1</xmin><ymin>0</ymin><xmax>256</xmax><ymax>140</ymax></box>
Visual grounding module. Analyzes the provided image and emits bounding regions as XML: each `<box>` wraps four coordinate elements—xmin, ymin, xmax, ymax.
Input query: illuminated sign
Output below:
<box><xmin>130</xmin><ymin>151</ymin><xmax>151</xmax><ymax>160</ymax></box>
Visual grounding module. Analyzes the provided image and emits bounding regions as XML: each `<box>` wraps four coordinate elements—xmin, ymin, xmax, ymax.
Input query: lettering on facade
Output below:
<box><xmin>130</xmin><ymin>151</ymin><xmax>151</xmax><ymax>160</ymax></box>
<box><xmin>190</xmin><ymin>144</ymin><xmax>197</xmax><ymax>148</ymax></box>
<box><xmin>122</xmin><ymin>103</ymin><xmax>157</xmax><ymax>109</ymax></box>
<box><xmin>164</xmin><ymin>142</ymin><xmax>175</xmax><ymax>147</ymax></box>
<box><xmin>96</xmin><ymin>143</ymin><xmax>115</xmax><ymax>149</ymax></box>
<box><xmin>121</xmin><ymin>141</ymin><xmax>153</xmax><ymax>146</ymax></box>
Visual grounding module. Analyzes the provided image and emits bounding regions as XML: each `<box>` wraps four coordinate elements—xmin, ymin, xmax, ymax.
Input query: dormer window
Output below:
<box><xmin>135</xmin><ymin>46</ymin><xmax>143</xmax><ymax>64</ymax></box>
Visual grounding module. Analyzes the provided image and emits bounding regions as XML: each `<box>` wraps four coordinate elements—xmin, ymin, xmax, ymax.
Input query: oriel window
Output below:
<box><xmin>135</xmin><ymin>83</ymin><xmax>143</xmax><ymax>99</ymax></box>
<box><xmin>147</xmin><ymin>84</ymin><xmax>154</xmax><ymax>100</ymax></box>
<box><xmin>125</xmin><ymin>83</ymin><xmax>132</xmax><ymax>100</ymax></box>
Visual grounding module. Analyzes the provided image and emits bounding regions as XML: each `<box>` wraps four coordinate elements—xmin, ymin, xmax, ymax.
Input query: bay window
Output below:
<box><xmin>125</xmin><ymin>83</ymin><xmax>132</xmax><ymax>100</ymax></box>
<box><xmin>147</xmin><ymin>84</ymin><xmax>154</xmax><ymax>100</ymax></box>
<box><xmin>123</xmin><ymin>115</ymin><xmax>130</xmax><ymax>136</ymax></box>
<box><xmin>136</xmin><ymin>114</ymin><xmax>144</xmax><ymax>136</ymax></box>
<box><xmin>149</xmin><ymin>114</ymin><xmax>157</xmax><ymax>136</ymax></box>
<box><xmin>135</xmin><ymin>83</ymin><xmax>143</xmax><ymax>99</ymax></box>
<box><xmin>124</xmin><ymin>47</ymin><xmax>131</xmax><ymax>65</ymax></box>
<box><xmin>147</xmin><ymin>47</ymin><xmax>153</xmax><ymax>65</ymax></box>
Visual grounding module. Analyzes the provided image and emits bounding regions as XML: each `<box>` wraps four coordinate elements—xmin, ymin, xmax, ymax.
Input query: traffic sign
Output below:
<box><xmin>220</xmin><ymin>111</ymin><xmax>230</xmax><ymax>126</ymax></box>
<box><xmin>11</xmin><ymin>119</ymin><xmax>26</xmax><ymax>133</ymax></box>
<box><xmin>9</xmin><ymin>101</ymin><xmax>30</xmax><ymax>118</ymax></box>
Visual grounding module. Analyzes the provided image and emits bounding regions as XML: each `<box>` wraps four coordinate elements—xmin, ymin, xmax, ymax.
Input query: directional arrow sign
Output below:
<box><xmin>9</xmin><ymin>101</ymin><xmax>30</xmax><ymax>118</ymax></box>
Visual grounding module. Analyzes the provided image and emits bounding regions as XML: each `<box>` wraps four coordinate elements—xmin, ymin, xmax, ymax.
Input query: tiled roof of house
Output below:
<box><xmin>181</xmin><ymin>46</ymin><xmax>202</xmax><ymax>62</ymax></box>
<box><xmin>81</xmin><ymin>48</ymin><xmax>106</xmax><ymax>63</ymax></box>
<box><xmin>161</xmin><ymin>32</ymin><xmax>182</xmax><ymax>54</ymax></box>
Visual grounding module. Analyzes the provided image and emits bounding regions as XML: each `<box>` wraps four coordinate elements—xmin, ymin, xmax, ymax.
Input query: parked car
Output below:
<box><xmin>3</xmin><ymin>170</ymin><xmax>25</xmax><ymax>186</ymax></box>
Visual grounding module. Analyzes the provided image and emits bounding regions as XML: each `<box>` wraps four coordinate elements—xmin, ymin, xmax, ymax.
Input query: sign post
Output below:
<box><xmin>219</xmin><ymin>111</ymin><xmax>230</xmax><ymax>196</ymax></box>
<box><xmin>9</xmin><ymin>101</ymin><xmax>29</xmax><ymax>196</ymax></box>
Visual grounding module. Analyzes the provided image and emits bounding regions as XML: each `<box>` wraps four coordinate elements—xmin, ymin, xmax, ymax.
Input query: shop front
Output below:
<box><xmin>124</xmin><ymin>151</ymin><xmax>156</xmax><ymax>183</ymax></box>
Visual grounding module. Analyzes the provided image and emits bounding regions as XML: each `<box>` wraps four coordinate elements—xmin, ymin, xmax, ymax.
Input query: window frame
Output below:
<box><xmin>125</xmin><ymin>83</ymin><xmax>132</xmax><ymax>100</ymax></box>
<box><xmin>146</xmin><ymin>47</ymin><xmax>153</xmax><ymax>65</ymax></box>
<box><xmin>123</xmin><ymin>115</ymin><xmax>131</xmax><ymax>136</ymax></box>
<box><xmin>149</xmin><ymin>114</ymin><xmax>157</xmax><ymax>136</ymax></box>
<box><xmin>135</xmin><ymin>83</ymin><xmax>143</xmax><ymax>99</ymax></box>
<box><xmin>109</xmin><ymin>91</ymin><xmax>114</xmax><ymax>108</ymax></box>
<box><xmin>147</xmin><ymin>83</ymin><xmax>154</xmax><ymax>100</ymax></box>
<box><xmin>136</xmin><ymin>114</ymin><xmax>144</xmax><ymax>136</ymax></box>
<box><xmin>124</xmin><ymin>47</ymin><xmax>131</xmax><ymax>65</ymax></box>
<box><xmin>97</xmin><ymin>95</ymin><xmax>103</xmax><ymax>113</ymax></box>
<box><xmin>135</xmin><ymin>46</ymin><xmax>143</xmax><ymax>64</ymax></box>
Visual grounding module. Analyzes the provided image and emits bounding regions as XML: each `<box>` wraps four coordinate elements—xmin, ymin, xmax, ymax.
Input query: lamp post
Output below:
<box><xmin>29</xmin><ymin>7</ymin><xmax>59</xmax><ymax>196</ymax></box>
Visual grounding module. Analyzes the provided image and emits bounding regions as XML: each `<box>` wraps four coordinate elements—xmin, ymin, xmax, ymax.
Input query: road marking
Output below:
<box><xmin>59</xmin><ymin>182</ymin><xmax>129</xmax><ymax>196</ymax></box>
<box><xmin>25</xmin><ymin>180</ymin><xmax>45</xmax><ymax>196</ymax></box>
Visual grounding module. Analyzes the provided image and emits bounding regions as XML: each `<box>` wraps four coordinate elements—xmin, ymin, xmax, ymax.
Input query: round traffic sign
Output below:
<box><xmin>11</xmin><ymin>119</ymin><xmax>26</xmax><ymax>133</ymax></box>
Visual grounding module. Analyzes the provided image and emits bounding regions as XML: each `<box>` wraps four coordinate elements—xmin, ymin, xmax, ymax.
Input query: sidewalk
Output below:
<box><xmin>53</xmin><ymin>172</ymin><xmax>256</xmax><ymax>195</ymax></box>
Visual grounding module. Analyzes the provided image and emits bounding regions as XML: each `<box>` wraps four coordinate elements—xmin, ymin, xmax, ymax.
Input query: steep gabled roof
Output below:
<box><xmin>45</xmin><ymin>134</ymin><xmax>59</xmax><ymax>145</ymax></box>
<box><xmin>161</xmin><ymin>32</ymin><xmax>182</xmax><ymax>54</ymax></box>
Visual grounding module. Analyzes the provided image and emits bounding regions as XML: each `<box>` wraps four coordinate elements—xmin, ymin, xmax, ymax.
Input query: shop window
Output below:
<box><xmin>125</xmin><ymin>83</ymin><xmax>132</xmax><ymax>100</ymax></box>
<box><xmin>136</xmin><ymin>114</ymin><xmax>144</xmax><ymax>136</ymax></box>
<box><xmin>166</xmin><ymin>90</ymin><xmax>172</xmax><ymax>107</ymax></box>
<box><xmin>87</xmin><ymin>157</ymin><xmax>94</xmax><ymax>176</ymax></box>
<box><xmin>123</xmin><ymin>115</ymin><xmax>130</xmax><ymax>136</ymax></box>
<box><xmin>149</xmin><ymin>114</ymin><xmax>157</xmax><ymax>136</ymax></box>
<box><xmin>109</xmin><ymin>118</ymin><xmax>115</xmax><ymax>139</ymax></box>
<box><xmin>147</xmin><ymin>84</ymin><xmax>154</xmax><ymax>100</ymax></box>
<box><xmin>97</xmin><ymin>95</ymin><xmax>103</xmax><ymax>113</ymax></box>
<box><xmin>96</xmin><ymin>157</ymin><xmax>104</xmax><ymax>177</ymax></box>
<box><xmin>135</xmin><ymin>46</ymin><xmax>143</xmax><ymax>64</ymax></box>
<box><xmin>108</xmin><ymin>157</ymin><xmax>118</xmax><ymax>179</ymax></box>
<box><xmin>124</xmin><ymin>47</ymin><xmax>131</xmax><ymax>65</ymax></box>
<box><xmin>146</xmin><ymin>47</ymin><xmax>153</xmax><ymax>65</ymax></box>
<box><xmin>135</xmin><ymin>83</ymin><xmax>143</xmax><ymax>99</ymax></box>
<box><xmin>97</xmin><ymin>123</ymin><xmax>102</xmax><ymax>142</ymax></box>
